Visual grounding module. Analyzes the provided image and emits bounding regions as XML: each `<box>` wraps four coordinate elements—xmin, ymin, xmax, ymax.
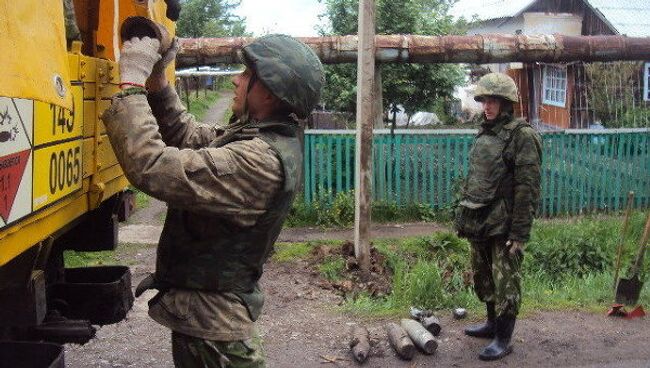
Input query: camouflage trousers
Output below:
<box><xmin>470</xmin><ymin>236</ymin><xmax>523</xmax><ymax>317</ymax></box>
<box><xmin>171</xmin><ymin>331</ymin><xmax>265</xmax><ymax>368</ymax></box>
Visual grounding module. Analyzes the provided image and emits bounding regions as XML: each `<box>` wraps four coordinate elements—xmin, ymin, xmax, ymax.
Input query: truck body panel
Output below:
<box><xmin>0</xmin><ymin>0</ymin><xmax>175</xmax><ymax>340</ymax></box>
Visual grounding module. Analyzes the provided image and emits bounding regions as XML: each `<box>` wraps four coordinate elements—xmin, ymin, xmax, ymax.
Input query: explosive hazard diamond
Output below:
<box><xmin>0</xmin><ymin>97</ymin><xmax>33</xmax><ymax>227</ymax></box>
<box><xmin>0</xmin><ymin>150</ymin><xmax>30</xmax><ymax>222</ymax></box>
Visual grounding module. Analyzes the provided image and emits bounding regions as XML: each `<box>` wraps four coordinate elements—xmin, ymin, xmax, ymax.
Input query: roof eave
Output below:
<box><xmin>582</xmin><ymin>0</ymin><xmax>620</xmax><ymax>35</ymax></box>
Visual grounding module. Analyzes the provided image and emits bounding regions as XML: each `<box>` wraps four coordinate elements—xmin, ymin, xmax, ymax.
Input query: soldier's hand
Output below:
<box><xmin>147</xmin><ymin>37</ymin><xmax>179</xmax><ymax>92</ymax></box>
<box><xmin>506</xmin><ymin>240</ymin><xmax>524</xmax><ymax>257</ymax></box>
<box><xmin>119</xmin><ymin>36</ymin><xmax>161</xmax><ymax>88</ymax></box>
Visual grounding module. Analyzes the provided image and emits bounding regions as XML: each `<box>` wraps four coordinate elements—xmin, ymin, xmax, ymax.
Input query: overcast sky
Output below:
<box><xmin>233</xmin><ymin>0</ymin><xmax>492</xmax><ymax>37</ymax></box>
<box><xmin>234</xmin><ymin>0</ymin><xmax>327</xmax><ymax>36</ymax></box>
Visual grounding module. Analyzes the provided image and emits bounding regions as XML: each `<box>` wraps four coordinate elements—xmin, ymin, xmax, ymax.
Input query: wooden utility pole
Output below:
<box><xmin>354</xmin><ymin>0</ymin><xmax>375</xmax><ymax>273</ymax></box>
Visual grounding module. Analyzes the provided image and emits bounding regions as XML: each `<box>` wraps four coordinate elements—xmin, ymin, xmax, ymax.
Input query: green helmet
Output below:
<box><xmin>241</xmin><ymin>34</ymin><xmax>325</xmax><ymax>118</ymax></box>
<box><xmin>474</xmin><ymin>72</ymin><xmax>519</xmax><ymax>103</ymax></box>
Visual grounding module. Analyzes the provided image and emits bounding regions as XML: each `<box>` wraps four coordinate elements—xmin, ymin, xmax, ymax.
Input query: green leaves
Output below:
<box><xmin>176</xmin><ymin>0</ymin><xmax>248</xmax><ymax>38</ymax></box>
<box><xmin>319</xmin><ymin>0</ymin><xmax>467</xmax><ymax>117</ymax></box>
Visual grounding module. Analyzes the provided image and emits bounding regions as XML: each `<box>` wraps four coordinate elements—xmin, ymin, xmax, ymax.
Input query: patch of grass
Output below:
<box><xmin>336</xmin><ymin>211</ymin><xmax>650</xmax><ymax>316</ymax></box>
<box><xmin>272</xmin><ymin>242</ymin><xmax>312</xmax><ymax>262</ymax></box>
<box><xmin>64</xmin><ymin>250</ymin><xmax>118</xmax><ymax>268</ymax></box>
<box><xmin>286</xmin><ymin>190</ymin><xmax>453</xmax><ymax>228</ymax></box>
<box><xmin>181</xmin><ymin>83</ymin><xmax>235</xmax><ymax>122</ymax></box>
<box><xmin>319</xmin><ymin>257</ymin><xmax>346</xmax><ymax>281</ymax></box>
<box><xmin>345</xmin><ymin>232</ymin><xmax>476</xmax><ymax>315</ymax></box>
<box><xmin>183</xmin><ymin>90</ymin><xmax>221</xmax><ymax>121</ymax></box>
<box><xmin>131</xmin><ymin>187</ymin><xmax>150</xmax><ymax>209</ymax></box>
<box><xmin>272</xmin><ymin>240</ymin><xmax>343</xmax><ymax>262</ymax></box>
<box><xmin>63</xmin><ymin>243</ymin><xmax>153</xmax><ymax>268</ymax></box>
<box><xmin>522</xmin><ymin>272</ymin><xmax>613</xmax><ymax>313</ymax></box>
<box><xmin>526</xmin><ymin>211</ymin><xmax>648</xmax><ymax>280</ymax></box>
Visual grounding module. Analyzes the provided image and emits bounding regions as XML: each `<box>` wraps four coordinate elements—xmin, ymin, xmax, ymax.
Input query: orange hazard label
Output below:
<box><xmin>0</xmin><ymin>150</ymin><xmax>30</xmax><ymax>222</ymax></box>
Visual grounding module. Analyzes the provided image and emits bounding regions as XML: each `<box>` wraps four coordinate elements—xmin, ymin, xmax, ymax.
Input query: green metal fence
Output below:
<box><xmin>303</xmin><ymin>129</ymin><xmax>650</xmax><ymax>217</ymax></box>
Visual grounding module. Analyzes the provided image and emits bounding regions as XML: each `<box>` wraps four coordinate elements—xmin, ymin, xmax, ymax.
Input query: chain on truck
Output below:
<box><xmin>0</xmin><ymin>1</ymin><xmax>179</xmax><ymax>366</ymax></box>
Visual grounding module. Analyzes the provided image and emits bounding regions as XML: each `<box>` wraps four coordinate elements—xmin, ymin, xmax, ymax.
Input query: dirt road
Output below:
<box><xmin>65</xmin><ymin>240</ymin><xmax>650</xmax><ymax>368</ymax></box>
<box><xmin>204</xmin><ymin>89</ymin><xmax>234</xmax><ymax>124</ymax></box>
<box><xmin>66</xmin><ymin>94</ymin><xmax>650</xmax><ymax>368</ymax></box>
<box><xmin>77</xmin><ymin>213</ymin><xmax>650</xmax><ymax>367</ymax></box>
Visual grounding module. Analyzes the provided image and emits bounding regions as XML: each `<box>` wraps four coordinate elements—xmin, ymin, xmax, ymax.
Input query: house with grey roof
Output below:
<box><xmin>452</xmin><ymin>0</ymin><xmax>650</xmax><ymax>129</ymax></box>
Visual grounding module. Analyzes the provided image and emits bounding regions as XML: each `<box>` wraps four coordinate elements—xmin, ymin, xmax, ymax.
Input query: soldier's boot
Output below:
<box><xmin>478</xmin><ymin>315</ymin><xmax>515</xmax><ymax>361</ymax></box>
<box><xmin>464</xmin><ymin>302</ymin><xmax>496</xmax><ymax>338</ymax></box>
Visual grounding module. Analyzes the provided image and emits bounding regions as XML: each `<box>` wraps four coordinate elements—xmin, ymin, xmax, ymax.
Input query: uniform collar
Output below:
<box><xmin>479</xmin><ymin>112</ymin><xmax>512</xmax><ymax>135</ymax></box>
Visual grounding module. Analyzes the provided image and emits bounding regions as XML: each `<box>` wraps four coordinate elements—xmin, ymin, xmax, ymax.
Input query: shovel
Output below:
<box><xmin>615</xmin><ymin>212</ymin><xmax>650</xmax><ymax>305</ymax></box>
<box><xmin>613</xmin><ymin>192</ymin><xmax>635</xmax><ymax>290</ymax></box>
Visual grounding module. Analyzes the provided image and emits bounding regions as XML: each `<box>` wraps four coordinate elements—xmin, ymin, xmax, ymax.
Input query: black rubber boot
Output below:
<box><xmin>478</xmin><ymin>315</ymin><xmax>516</xmax><ymax>361</ymax></box>
<box><xmin>464</xmin><ymin>302</ymin><xmax>496</xmax><ymax>338</ymax></box>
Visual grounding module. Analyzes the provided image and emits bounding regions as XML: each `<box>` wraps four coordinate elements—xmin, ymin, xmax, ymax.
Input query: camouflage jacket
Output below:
<box><xmin>102</xmin><ymin>85</ymin><xmax>285</xmax><ymax>340</ymax></box>
<box><xmin>103</xmin><ymin>86</ymin><xmax>283</xmax><ymax>227</ymax></box>
<box><xmin>456</xmin><ymin>113</ymin><xmax>542</xmax><ymax>242</ymax></box>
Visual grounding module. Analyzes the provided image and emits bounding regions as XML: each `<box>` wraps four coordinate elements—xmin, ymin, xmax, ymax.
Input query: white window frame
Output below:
<box><xmin>643</xmin><ymin>61</ymin><xmax>650</xmax><ymax>101</ymax></box>
<box><xmin>542</xmin><ymin>65</ymin><xmax>567</xmax><ymax>108</ymax></box>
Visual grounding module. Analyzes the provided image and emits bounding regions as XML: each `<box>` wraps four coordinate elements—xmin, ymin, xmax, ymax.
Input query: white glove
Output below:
<box><xmin>119</xmin><ymin>36</ymin><xmax>161</xmax><ymax>88</ymax></box>
<box><xmin>151</xmin><ymin>37</ymin><xmax>179</xmax><ymax>77</ymax></box>
<box><xmin>147</xmin><ymin>38</ymin><xmax>179</xmax><ymax>91</ymax></box>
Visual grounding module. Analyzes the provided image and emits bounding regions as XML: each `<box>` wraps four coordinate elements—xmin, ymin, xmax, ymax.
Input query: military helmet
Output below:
<box><xmin>240</xmin><ymin>34</ymin><xmax>325</xmax><ymax>118</ymax></box>
<box><xmin>474</xmin><ymin>72</ymin><xmax>519</xmax><ymax>103</ymax></box>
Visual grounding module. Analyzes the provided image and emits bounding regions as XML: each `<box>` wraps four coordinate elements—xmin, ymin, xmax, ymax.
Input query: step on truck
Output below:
<box><xmin>0</xmin><ymin>1</ymin><xmax>177</xmax><ymax>366</ymax></box>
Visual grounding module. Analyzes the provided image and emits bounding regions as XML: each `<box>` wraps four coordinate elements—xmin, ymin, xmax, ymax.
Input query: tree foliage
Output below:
<box><xmin>318</xmin><ymin>0</ymin><xmax>467</xmax><ymax>120</ymax></box>
<box><xmin>176</xmin><ymin>0</ymin><xmax>248</xmax><ymax>38</ymax></box>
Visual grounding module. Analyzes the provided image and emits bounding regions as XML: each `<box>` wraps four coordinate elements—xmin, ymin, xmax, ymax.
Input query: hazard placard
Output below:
<box><xmin>0</xmin><ymin>97</ymin><xmax>33</xmax><ymax>228</ymax></box>
<box><xmin>0</xmin><ymin>150</ymin><xmax>31</xmax><ymax>223</ymax></box>
<box><xmin>0</xmin><ymin>91</ymin><xmax>83</xmax><ymax>229</ymax></box>
<box><xmin>33</xmin><ymin>85</ymin><xmax>83</xmax><ymax>146</ymax></box>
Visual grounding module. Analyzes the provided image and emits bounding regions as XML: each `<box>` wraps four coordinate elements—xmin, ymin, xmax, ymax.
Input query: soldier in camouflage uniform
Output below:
<box><xmin>102</xmin><ymin>34</ymin><xmax>324</xmax><ymax>367</ymax></box>
<box><xmin>455</xmin><ymin>73</ymin><xmax>542</xmax><ymax>361</ymax></box>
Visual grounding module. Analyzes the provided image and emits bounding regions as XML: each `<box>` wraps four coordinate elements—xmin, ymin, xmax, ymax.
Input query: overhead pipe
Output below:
<box><xmin>176</xmin><ymin>34</ymin><xmax>650</xmax><ymax>67</ymax></box>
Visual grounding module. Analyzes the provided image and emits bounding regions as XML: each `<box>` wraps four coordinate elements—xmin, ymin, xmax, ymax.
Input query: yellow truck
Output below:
<box><xmin>0</xmin><ymin>0</ymin><xmax>176</xmax><ymax>364</ymax></box>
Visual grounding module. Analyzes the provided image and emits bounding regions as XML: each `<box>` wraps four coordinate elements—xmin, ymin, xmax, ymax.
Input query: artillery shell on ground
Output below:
<box><xmin>386</xmin><ymin>323</ymin><xmax>415</xmax><ymax>360</ymax></box>
<box><xmin>453</xmin><ymin>308</ymin><xmax>467</xmax><ymax>319</ymax></box>
<box><xmin>401</xmin><ymin>319</ymin><xmax>438</xmax><ymax>355</ymax></box>
<box><xmin>421</xmin><ymin>315</ymin><xmax>441</xmax><ymax>336</ymax></box>
<box><xmin>349</xmin><ymin>326</ymin><xmax>370</xmax><ymax>363</ymax></box>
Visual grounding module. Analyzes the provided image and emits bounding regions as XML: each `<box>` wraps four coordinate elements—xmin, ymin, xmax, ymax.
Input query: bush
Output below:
<box><xmin>286</xmin><ymin>190</ymin><xmax>453</xmax><ymax>228</ymax></box>
<box><xmin>285</xmin><ymin>194</ymin><xmax>320</xmax><ymax>227</ymax></box>
<box><xmin>391</xmin><ymin>260</ymin><xmax>446</xmax><ymax>308</ymax></box>
<box><xmin>619</xmin><ymin>107</ymin><xmax>650</xmax><ymax>128</ymax></box>
<box><xmin>308</xmin><ymin>213</ymin><xmax>650</xmax><ymax>315</ymax></box>
<box><xmin>524</xmin><ymin>213</ymin><xmax>647</xmax><ymax>280</ymax></box>
<box><xmin>361</xmin><ymin>232</ymin><xmax>475</xmax><ymax>312</ymax></box>
<box><xmin>372</xmin><ymin>201</ymin><xmax>401</xmax><ymax>223</ymax></box>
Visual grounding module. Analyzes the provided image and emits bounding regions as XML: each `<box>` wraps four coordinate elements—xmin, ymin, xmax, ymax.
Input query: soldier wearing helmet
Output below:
<box><xmin>102</xmin><ymin>34</ymin><xmax>324</xmax><ymax>367</ymax></box>
<box><xmin>455</xmin><ymin>72</ymin><xmax>542</xmax><ymax>361</ymax></box>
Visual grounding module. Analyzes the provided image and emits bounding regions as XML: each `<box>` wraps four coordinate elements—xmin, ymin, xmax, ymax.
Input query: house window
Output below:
<box><xmin>643</xmin><ymin>61</ymin><xmax>650</xmax><ymax>101</ymax></box>
<box><xmin>542</xmin><ymin>65</ymin><xmax>567</xmax><ymax>107</ymax></box>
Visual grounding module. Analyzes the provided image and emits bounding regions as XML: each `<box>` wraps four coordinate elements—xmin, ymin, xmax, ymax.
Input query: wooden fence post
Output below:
<box><xmin>183</xmin><ymin>77</ymin><xmax>190</xmax><ymax>110</ymax></box>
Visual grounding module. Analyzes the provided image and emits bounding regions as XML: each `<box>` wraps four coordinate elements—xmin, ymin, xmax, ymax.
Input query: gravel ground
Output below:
<box><xmin>65</xmin><ymin>240</ymin><xmax>650</xmax><ymax>368</ymax></box>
